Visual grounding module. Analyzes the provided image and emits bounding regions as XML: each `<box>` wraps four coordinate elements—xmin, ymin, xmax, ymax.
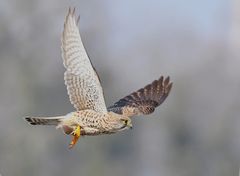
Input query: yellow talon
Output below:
<box><xmin>69</xmin><ymin>125</ymin><xmax>81</xmax><ymax>149</ymax></box>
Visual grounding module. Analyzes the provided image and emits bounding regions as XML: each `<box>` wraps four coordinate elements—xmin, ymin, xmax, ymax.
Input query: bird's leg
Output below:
<box><xmin>69</xmin><ymin>125</ymin><xmax>81</xmax><ymax>149</ymax></box>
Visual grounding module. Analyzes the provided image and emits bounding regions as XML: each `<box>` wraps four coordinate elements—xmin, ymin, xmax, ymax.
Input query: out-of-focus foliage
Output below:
<box><xmin>0</xmin><ymin>0</ymin><xmax>239</xmax><ymax>176</ymax></box>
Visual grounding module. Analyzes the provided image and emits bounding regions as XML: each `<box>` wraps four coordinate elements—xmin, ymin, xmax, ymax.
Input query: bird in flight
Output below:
<box><xmin>25</xmin><ymin>8</ymin><xmax>173</xmax><ymax>149</ymax></box>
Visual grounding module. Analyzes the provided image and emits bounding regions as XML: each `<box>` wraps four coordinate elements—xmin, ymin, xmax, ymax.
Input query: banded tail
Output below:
<box><xmin>25</xmin><ymin>116</ymin><xmax>65</xmax><ymax>126</ymax></box>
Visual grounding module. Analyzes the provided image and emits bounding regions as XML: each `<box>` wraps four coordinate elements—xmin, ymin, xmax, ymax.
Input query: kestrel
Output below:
<box><xmin>25</xmin><ymin>8</ymin><xmax>173</xmax><ymax>148</ymax></box>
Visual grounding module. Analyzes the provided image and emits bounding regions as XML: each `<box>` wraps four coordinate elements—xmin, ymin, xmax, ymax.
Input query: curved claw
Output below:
<box><xmin>69</xmin><ymin>125</ymin><xmax>81</xmax><ymax>149</ymax></box>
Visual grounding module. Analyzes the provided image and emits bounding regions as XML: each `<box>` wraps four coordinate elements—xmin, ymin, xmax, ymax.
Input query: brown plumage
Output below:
<box><xmin>24</xmin><ymin>8</ymin><xmax>173</xmax><ymax>148</ymax></box>
<box><xmin>108</xmin><ymin>76</ymin><xmax>172</xmax><ymax>117</ymax></box>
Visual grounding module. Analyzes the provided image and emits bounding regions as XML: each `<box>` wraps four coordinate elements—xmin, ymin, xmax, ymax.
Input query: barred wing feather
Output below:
<box><xmin>61</xmin><ymin>8</ymin><xmax>107</xmax><ymax>113</ymax></box>
<box><xmin>108</xmin><ymin>76</ymin><xmax>172</xmax><ymax>117</ymax></box>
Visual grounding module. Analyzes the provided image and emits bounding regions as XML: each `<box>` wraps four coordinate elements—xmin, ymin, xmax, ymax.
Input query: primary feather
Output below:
<box><xmin>62</xmin><ymin>8</ymin><xmax>107</xmax><ymax>113</ymax></box>
<box><xmin>108</xmin><ymin>76</ymin><xmax>172</xmax><ymax>117</ymax></box>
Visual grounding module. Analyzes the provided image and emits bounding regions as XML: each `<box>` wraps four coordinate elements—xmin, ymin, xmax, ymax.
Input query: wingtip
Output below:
<box><xmin>67</xmin><ymin>7</ymin><xmax>77</xmax><ymax>18</ymax></box>
<box><xmin>68</xmin><ymin>7</ymin><xmax>71</xmax><ymax>14</ymax></box>
<box><xmin>157</xmin><ymin>75</ymin><xmax>172</xmax><ymax>85</ymax></box>
<box><xmin>166</xmin><ymin>82</ymin><xmax>173</xmax><ymax>93</ymax></box>
<box><xmin>67</xmin><ymin>7</ymin><xmax>72</xmax><ymax>20</ymax></box>
<box><xmin>76</xmin><ymin>15</ymin><xmax>80</xmax><ymax>24</ymax></box>
<box><xmin>72</xmin><ymin>7</ymin><xmax>76</xmax><ymax>16</ymax></box>
<box><xmin>62</xmin><ymin>7</ymin><xmax>80</xmax><ymax>43</ymax></box>
<box><xmin>159</xmin><ymin>76</ymin><xmax>164</xmax><ymax>82</ymax></box>
<box><xmin>164</xmin><ymin>76</ymin><xmax>170</xmax><ymax>85</ymax></box>
<box><xmin>162</xmin><ymin>76</ymin><xmax>172</xmax><ymax>93</ymax></box>
<box><xmin>65</xmin><ymin>7</ymin><xmax>80</xmax><ymax>26</ymax></box>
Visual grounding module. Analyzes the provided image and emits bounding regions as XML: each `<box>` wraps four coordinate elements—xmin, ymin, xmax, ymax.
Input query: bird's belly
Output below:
<box><xmin>80</xmin><ymin>127</ymin><xmax>99</xmax><ymax>136</ymax></box>
<box><xmin>71</xmin><ymin>110</ymin><xmax>113</xmax><ymax>136</ymax></box>
<box><xmin>80</xmin><ymin>127</ymin><xmax>115</xmax><ymax>136</ymax></box>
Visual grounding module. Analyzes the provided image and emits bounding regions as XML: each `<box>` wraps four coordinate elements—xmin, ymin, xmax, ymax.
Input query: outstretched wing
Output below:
<box><xmin>61</xmin><ymin>8</ymin><xmax>107</xmax><ymax>113</ymax></box>
<box><xmin>108</xmin><ymin>76</ymin><xmax>172</xmax><ymax>117</ymax></box>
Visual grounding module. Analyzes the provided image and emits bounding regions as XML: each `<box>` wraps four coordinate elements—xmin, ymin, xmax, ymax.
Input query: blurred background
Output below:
<box><xmin>0</xmin><ymin>0</ymin><xmax>240</xmax><ymax>175</ymax></box>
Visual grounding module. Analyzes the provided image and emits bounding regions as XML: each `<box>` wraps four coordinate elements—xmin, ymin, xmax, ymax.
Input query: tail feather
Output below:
<box><xmin>25</xmin><ymin>116</ymin><xmax>65</xmax><ymax>126</ymax></box>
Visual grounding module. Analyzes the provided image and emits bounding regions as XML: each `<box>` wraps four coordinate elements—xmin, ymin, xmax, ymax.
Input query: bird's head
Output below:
<box><xmin>107</xmin><ymin>112</ymin><xmax>132</xmax><ymax>132</ymax></box>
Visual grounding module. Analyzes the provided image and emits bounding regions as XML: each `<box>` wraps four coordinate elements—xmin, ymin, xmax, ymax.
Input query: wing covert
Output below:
<box><xmin>61</xmin><ymin>8</ymin><xmax>107</xmax><ymax>113</ymax></box>
<box><xmin>108</xmin><ymin>76</ymin><xmax>172</xmax><ymax>117</ymax></box>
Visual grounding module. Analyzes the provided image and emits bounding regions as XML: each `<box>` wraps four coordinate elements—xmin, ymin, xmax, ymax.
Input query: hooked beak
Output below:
<box><xmin>127</xmin><ymin>121</ymin><xmax>133</xmax><ymax>129</ymax></box>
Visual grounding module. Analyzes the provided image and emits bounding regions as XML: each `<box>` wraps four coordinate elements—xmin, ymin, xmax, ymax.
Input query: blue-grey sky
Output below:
<box><xmin>106</xmin><ymin>0</ymin><xmax>231</xmax><ymax>42</ymax></box>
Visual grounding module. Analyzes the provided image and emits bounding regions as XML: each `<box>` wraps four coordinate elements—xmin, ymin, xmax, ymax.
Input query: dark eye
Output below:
<box><xmin>123</xmin><ymin>120</ymin><xmax>128</xmax><ymax>125</ymax></box>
